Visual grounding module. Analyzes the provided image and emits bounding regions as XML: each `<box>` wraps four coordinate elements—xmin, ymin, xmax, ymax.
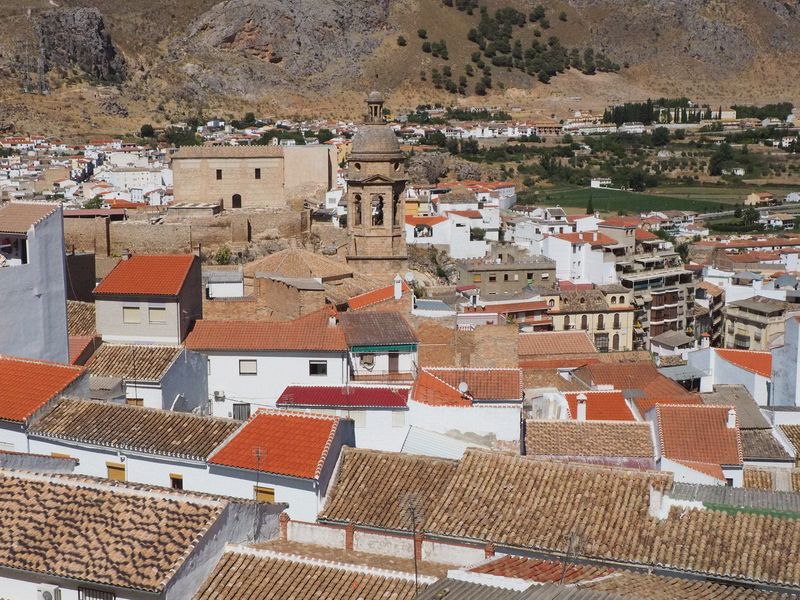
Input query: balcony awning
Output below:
<box><xmin>351</xmin><ymin>344</ymin><xmax>417</xmax><ymax>353</ymax></box>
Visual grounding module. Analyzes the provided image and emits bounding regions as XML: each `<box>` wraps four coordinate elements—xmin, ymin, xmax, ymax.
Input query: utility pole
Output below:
<box><xmin>253</xmin><ymin>447</ymin><xmax>263</xmax><ymax>542</ymax></box>
<box><xmin>404</xmin><ymin>494</ymin><xmax>421</xmax><ymax>597</ymax></box>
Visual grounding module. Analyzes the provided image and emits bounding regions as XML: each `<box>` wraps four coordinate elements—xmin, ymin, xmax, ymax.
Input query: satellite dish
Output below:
<box><xmin>458</xmin><ymin>381</ymin><xmax>469</xmax><ymax>394</ymax></box>
<box><xmin>404</xmin><ymin>272</ymin><xmax>415</xmax><ymax>284</ymax></box>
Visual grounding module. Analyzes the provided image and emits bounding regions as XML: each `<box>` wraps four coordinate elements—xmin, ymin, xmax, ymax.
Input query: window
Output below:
<box><xmin>148</xmin><ymin>306</ymin><xmax>166</xmax><ymax>324</ymax></box>
<box><xmin>239</xmin><ymin>359</ymin><xmax>258</xmax><ymax>375</ymax></box>
<box><xmin>126</xmin><ymin>397</ymin><xmax>144</xmax><ymax>407</ymax></box>
<box><xmin>254</xmin><ymin>485</ymin><xmax>276</xmax><ymax>503</ymax></box>
<box><xmin>581</xmin><ymin>315</ymin><xmax>588</xmax><ymax>330</ymax></box>
<box><xmin>489</xmin><ymin>275</ymin><xmax>497</xmax><ymax>283</ymax></box>
<box><xmin>595</xmin><ymin>333</ymin><xmax>609</xmax><ymax>353</ymax></box>
<box><xmin>79</xmin><ymin>588</ymin><xmax>116</xmax><ymax>600</ymax></box>
<box><xmin>612</xmin><ymin>333</ymin><xmax>620</xmax><ymax>351</ymax></box>
<box><xmin>527</xmin><ymin>272</ymin><xmax>534</xmax><ymax>280</ymax></box>
<box><xmin>503</xmin><ymin>274</ymin><xmax>510</xmax><ymax>282</ymax></box>
<box><xmin>541</xmin><ymin>273</ymin><xmax>550</xmax><ymax>280</ymax></box>
<box><xmin>472</xmin><ymin>274</ymin><xmax>481</xmax><ymax>283</ymax></box>
<box><xmin>349</xmin><ymin>410</ymin><xmax>367</xmax><ymax>428</ymax></box>
<box><xmin>309</xmin><ymin>360</ymin><xmax>328</xmax><ymax>376</ymax></box>
<box><xmin>597</xmin><ymin>314</ymin><xmax>605</xmax><ymax>330</ymax></box>
<box><xmin>123</xmin><ymin>306</ymin><xmax>140</xmax><ymax>324</ymax></box>
<box><xmin>216</xmin><ymin>169</ymin><xmax>223</xmax><ymax>180</ymax></box>
<box><xmin>392</xmin><ymin>410</ymin><xmax>406</xmax><ymax>428</ymax></box>
<box><xmin>255</xmin><ymin>168</ymin><xmax>261</xmax><ymax>179</ymax></box>
<box><xmin>232</xmin><ymin>403</ymin><xmax>251</xmax><ymax>421</ymax></box>
<box><xmin>613</xmin><ymin>314</ymin><xmax>620</xmax><ymax>329</ymax></box>
<box><xmin>170</xmin><ymin>473</ymin><xmax>183</xmax><ymax>490</ymax></box>
<box><xmin>106</xmin><ymin>462</ymin><xmax>125</xmax><ymax>481</ymax></box>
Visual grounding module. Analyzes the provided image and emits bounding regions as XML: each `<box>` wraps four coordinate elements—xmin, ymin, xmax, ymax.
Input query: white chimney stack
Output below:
<box><xmin>592</xmin><ymin>231</ymin><xmax>598</xmax><ymax>242</ymax></box>
<box><xmin>576</xmin><ymin>393</ymin><xmax>587</xmax><ymax>421</ymax></box>
<box><xmin>393</xmin><ymin>274</ymin><xmax>403</xmax><ymax>301</ymax></box>
<box><xmin>727</xmin><ymin>408</ymin><xmax>737</xmax><ymax>429</ymax></box>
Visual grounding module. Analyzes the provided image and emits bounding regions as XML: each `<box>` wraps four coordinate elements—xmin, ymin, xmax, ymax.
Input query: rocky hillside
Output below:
<box><xmin>0</xmin><ymin>0</ymin><xmax>797</xmax><ymax>133</ymax></box>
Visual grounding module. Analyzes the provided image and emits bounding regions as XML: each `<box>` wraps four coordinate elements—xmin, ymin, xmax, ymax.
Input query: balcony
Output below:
<box><xmin>350</xmin><ymin>370</ymin><xmax>415</xmax><ymax>383</ymax></box>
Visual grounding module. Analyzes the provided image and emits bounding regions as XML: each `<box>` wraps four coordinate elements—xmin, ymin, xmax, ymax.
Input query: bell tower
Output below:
<box><xmin>345</xmin><ymin>92</ymin><xmax>408</xmax><ymax>275</ymax></box>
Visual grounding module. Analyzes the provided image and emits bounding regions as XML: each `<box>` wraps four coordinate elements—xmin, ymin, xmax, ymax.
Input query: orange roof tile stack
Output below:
<box><xmin>0</xmin><ymin>356</ymin><xmax>84</xmax><ymax>423</ymax></box>
<box><xmin>564</xmin><ymin>390</ymin><xmax>635</xmax><ymax>421</ymax></box>
<box><xmin>656</xmin><ymin>404</ymin><xmax>743</xmax><ymax>469</ymax></box>
<box><xmin>525</xmin><ymin>420</ymin><xmax>654</xmax><ymax>458</ymax></box>
<box><xmin>348</xmin><ymin>281</ymin><xmax>410</xmax><ymax>310</ymax></box>
<box><xmin>715</xmin><ymin>349</ymin><xmax>772</xmax><ymax>378</ymax></box>
<box><xmin>412</xmin><ymin>367</ymin><xmax>523</xmax><ymax>406</ymax></box>
<box><xmin>209</xmin><ymin>410</ymin><xmax>341</xmax><ymax>480</ymax></box>
<box><xmin>518</xmin><ymin>331</ymin><xmax>597</xmax><ymax>356</ymax></box>
<box><xmin>94</xmin><ymin>254</ymin><xmax>196</xmax><ymax>297</ymax></box>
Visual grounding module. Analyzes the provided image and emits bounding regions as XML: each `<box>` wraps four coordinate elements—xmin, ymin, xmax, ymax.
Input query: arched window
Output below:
<box><xmin>231</xmin><ymin>194</ymin><xmax>242</xmax><ymax>209</ymax></box>
<box><xmin>354</xmin><ymin>194</ymin><xmax>362</xmax><ymax>226</ymax></box>
<box><xmin>613</xmin><ymin>313</ymin><xmax>620</xmax><ymax>329</ymax></box>
<box><xmin>372</xmin><ymin>195</ymin><xmax>384</xmax><ymax>226</ymax></box>
<box><xmin>611</xmin><ymin>296</ymin><xmax>617</xmax><ymax>305</ymax></box>
<box><xmin>548</xmin><ymin>299</ymin><xmax>555</xmax><ymax>308</ymax></box>
<box><xmin>612</xmin><ymin>333</ymin><xmax>620</xmax><ymax>351</ymax></box>
<box><xmin>597</xmin><ymin>314</ymin><xmax>604</xmax><ymax>330</ymax></box>
<box><xmin>564</xmin><ymin>315</ymin><xmax>571</xmax><ymax>329</ymax></box>
<box><xmin>581</xmin><ymin>315</ymin><xmax>588</xmax><ymax>330</ymax></box>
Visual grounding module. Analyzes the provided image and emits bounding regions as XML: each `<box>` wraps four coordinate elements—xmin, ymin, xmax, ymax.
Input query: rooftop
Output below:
<box><xmin>412</xmin><ymin>368</ymin><xmax>523</xmax><ymax>406</ymax></box>
<box><xmin>208</xmin><ymin>410</ymin><xmax>341</xmax><ymax>480</ymax></box>
<box><xmin>518</xmin><ymin>331</ymin><xmax>597</xmax><ymax>356</ymax></box>
<box><xmin>93</xmin><ymin>254</ymin><xmax>196</xmax><ymax>297</ymax></box>
<box><xmin>656</xmin><ymin>404</ymin><xmax>743</xmax><ymax>468</ymax></box>
<box><xmin>524</xmin><ymin>420</ymin><xmax>654</xmax><ymax>458</ymax></box>
<box><xmin>0</xmin><ymin>356</ymin><xmax>84</xmax><ymax>424</ymax></box>
<box><xmin>172</xmin><ymin>145</ymin><xmax>284</xmax><ymax>159</ymax></box>
<box><xmin>66</xmin><ymin>300</ymin><xmax>96</xmax><ymax>336</ymax></box>
<box><xmin>243</xmin><ymin>248</ymin><xmax>353</xmax><ymax>282</ymax></box>
<box><xmin>347</xmin><ymin>280</ymin><xmax>411</xmax><ymax>310</ymax></box>
<box><xmin>715</xmin><ymin>349</ymin><xmax>772</xmax><ymax>379</ymax></box>
<box><xmin>701</xmin><ymin>385</ymin><xmax>771</xmax><ymax>429</ymax></box>
<box><xmin>276</xmin><ymin>385</ymin><xmax>408</xmax><ymax>408</ymax></box>
<box><xmin>563</xmin><ymin>390</ymin><xmax>636</xmax><ymax>421</ymax></box>
<box><xmin>86</xmin><ymin>343</ymin><xmax>183</xmax><ymax>381</ymax></box>
<box><xmin>340</xmin><ymin>311</ymin><xmax>418</xmax><ymax>347</ymax></box>
<box><xmin>185</xmin><ymin>310</ymin><xmax>347</xmax><ymax>353</ymax></box>
<box><xmin>30</xmin><ymin>399</ymin><xmax>240</xmax><ymax>461</ymax></box>
<box><xmin>728</xmin><ymin>295</ymin><xmax>788</xmax><ymax>314</ymax></box>
<box><xmin>0</xmin><ymin>201</ymin><xmax>59</xmax><ymax>234</ymax></box>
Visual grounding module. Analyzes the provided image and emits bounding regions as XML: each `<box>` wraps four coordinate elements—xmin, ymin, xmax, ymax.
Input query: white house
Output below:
<box><xmin>687</xmin><ymin>346</ymin><xmax>772</xmax><ymax>405</ymax></box>
<box><xmin>28</xmin><ymin>398</ymin><xmax>354</xmax><ymax>521</ymax></box>
<box><xmin>772</xmin><ymin>316</ymin><xmax>800</xmax><ymax>407</ymax></box>
<box><xmin>85</xmin><ymin>343</ymin><xmax>208</xmax><ymax>411</ymax></box>
<box><xmin>186</xmin><ymin>309</ymin><xmax>350</xmax><ymax>417</ymax></box>
<box><xmin>407</xmin><ymin>368</ymin><xmax>523</xmax><ymax>448</ymax></box>
<box><xmin>535</xmin><ymin>232</ymin><xmax>619</xmax><ymax>285</ymax></box>
<box><xmin>340</xmin><ymin>312</ymin><xmax>419</xmax><ymax>384</ymax></box>
<box><xmin>276</xmin><ymin>384</ymin><xmax>410</xmax><ymax>452</ymax></box>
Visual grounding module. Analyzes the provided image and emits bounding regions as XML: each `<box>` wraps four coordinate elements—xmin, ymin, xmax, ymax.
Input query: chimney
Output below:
<box><xmin>393</xmin><ymin>274</ymin><xmax>403</xmax><ymax>300</ymax></box>
<box><xmin>727</xmin><ymin>408</ymin><xmax>737</xmax><ymax>429</ymax></box>
<box><xmin>576</xmin><ymin>393</ymin><xmax>587</xmax><ymax>421</ymax></box>
<box><xmin>193</xmin><ymin>243</ymin><xmax>202</xmax><ymax>258</ymax></box>
<box><xmin>592</xmin><ymin>231</ymin><xmax>598</xmax><ymax>242</ymax></box>
<box><xmin>700</xmin><ymin>333</ymin><xmax>710</xmax><ymax>348</ymax></box>
<box><xmin>121</xmin><ymin>248</ymin><xmax>131</xmax><ymax>260</ymax></box>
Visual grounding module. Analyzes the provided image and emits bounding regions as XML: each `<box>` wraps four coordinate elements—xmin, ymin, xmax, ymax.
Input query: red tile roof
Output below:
<box><xmin>68</xmin><ymin>336</ymin><xmax>96</xmax><ymax>365</ymax></box>
<box><xmin>716</xmin><ymin>349</ymin><xmax>772</xmax><ymax>378</ymax></box>
<box><xmin>553</xmin><ymin>232</ymin><xmax>618</xmax><ymax>246</ymax></box>
<box><xmin>448</xmin><ymin>209</ymin><xmax>483</xmax><ymax>219</ymax></box>
<box><xmin>518</xmin><ymin>331</ymin><xmax>597</xmax><ymax>356</ymax></box>
<box><xmin>208</xmin><ymin>410</ymin><xmax>341</xmax><ymax>479</ymax></box>
<box><xmin>600</xmin><ymin>217</ymin><xmax>641</xmax><ymax>228</ymax></box>
<box><xmin>348</xmin><ymin>280</ymin><xmax>410</xmax><ymax>310</ymax></box>
<box><xmin>464</xmin><ymin>300</ymin><xmax>549</xmax><ymax>315</ymax></box>
<box><xmin>94</xmin><ymin>254</ymin><xmax>196</xmax><ymax>297</ymax></box>
<box><xmin>656</xmin><ymin>404</ymin><xmax>743</xmax><ymax>467</ymax></box>
<box><xmin>633</xmin><ymin>393</ymin><xmax>702</xmax><ymax>416</ymax></box>
<box><xmin>672</xmin><ymin>459</ymin><xmax>725</xmax><ymax>481</ymax></box>
<box><xmin>0</xmin><ymin>356</ymin><xmax>85</xmax><ymax>423</ymax></box>
<box><xmin>405</xmin><ymin>215</ymin><xmax>447</xmax><ymax>226</ymax></box>
<box><xmin>276</xmin><ymin>386</ymin><xmax>408</xmax><ymax>408</ymax></box>
<box><xmin>185</xmin><ymin>309</ymin><xmax>347</xmax><ymax>352</ymax></box>
<box><xmin>470</xmin><ymin>556</ymin><xmax>615</xmax><ymax>584</ymax></box>
<box><xmin>635</xmin><ymin>229</ymin><xmax>660</xmax><ymax>241</ymax></box>
<box><xmin>564</xmin><ymin>390</ymin><xmax>635</xmax><ymax>421</ymax></box>
<box><xmin>412</xmin><ymin>367</ymin><xmax>522</xmax><ymax>406</ymax></box>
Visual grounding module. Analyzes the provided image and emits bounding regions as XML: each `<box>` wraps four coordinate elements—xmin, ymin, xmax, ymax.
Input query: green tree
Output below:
<box><xmin>84</xmin><ymin>195</ymin><xmax>103</xmax><ymax>209</ymax></box>
<box><xmin>558</xmin><ymin>11</ymin><xmax>567</xmax><ymax>21</ymax></box>
<box><xmin>418</xmin><ymin>28</ymin><xmax>428</xmax><ymax>39</ymax></box>
<box><xmin>397</xmin><ymin>35</ymin><xmax>407</xmax><ymax>46</ymax></box>
<box><xmin>651</xmin><ymin>127</ymin><xmax>670</xmax><ymax>146</ymax></box>
<box><xmin>214</xmin><ymin>246</ymin><xmax>232</xmax><ymax>265</ymax></box>
<box><xmin>422</xmin><ymin>41</ymin><xmax>432</xmax><ymax>53</ymax></box>
<box><xmin>139</xmin><ymin>124</ymin><xmax>155</xmax><ymax>138</ymax></box>
<box><xmin>585</xmin><ymin>195</ymin><xmax>594</xmax><ymax>214</ymax></box>
<box><xmin>742</xmin><ymin>207</ymin><xmax>759</xmax><ymax>226</ymax></box>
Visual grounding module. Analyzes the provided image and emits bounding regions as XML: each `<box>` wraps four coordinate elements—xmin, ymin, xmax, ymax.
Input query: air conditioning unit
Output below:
<box><xmin>213</xmin><ymin>391</ymin><xmax>226</xmax><ymax>402</ymax></box>
<box><xmin>37</xmin><ymin>584</ymin><xmax>61</xmax><ymax>600</ymax></box>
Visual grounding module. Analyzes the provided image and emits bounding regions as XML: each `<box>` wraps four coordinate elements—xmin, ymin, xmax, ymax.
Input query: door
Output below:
<box><xmin>232</xmin><ymin>193</ymin><xmax>242</xmax><ymax>208</ymax></box>
<box><xmin>388</xmin><ymin>352</ymin><xmax>399</xmax><ymax>373</ymax></box>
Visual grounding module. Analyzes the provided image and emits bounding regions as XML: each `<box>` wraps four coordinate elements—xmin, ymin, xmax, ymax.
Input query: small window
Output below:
<box><xmin>349</xmin><ymin>410</ymin><xmax>367</xmax><ymax>428</ymax></box>
<box><xmin>106</xmin><ymin>462</ymin><xmax>125</xmax><ymax>482</ymax></box>
<box><xmin>489</xmin><ymin>275</ymin><xmax>497</xmax><ymax>283</ymax></box>
<box><xmin>79</xmin><ymin>589</ymin><xmax>116</xmax><ymax>600</ymax></box>
<box><xmin>254</xmin><ymin>168</ymin><xmax>261</xmax><ymax>179</ymax></box>
<box><xmin>513</xmin><ymin>274</ymin><xmax>519</xmax><ymax>281</ymax></box>
<box><xmin>254</xmin><ymin>485</ymin><xmax>275</xmax><ymax>503</ymax></box>
<box><xmin>148</xmin><ymin>306</ymin><xmax>166</xmax><ymax>324</ymax></box>
<box><xmin>216</xmin><ymin>169</ymin><xmax>223</xmax><ymax>180</ymax></box>
<box><xmin>360</xmin><ymin>353</ymin><xmax>375</xmax><ymax>366</ymax></box>
<box><xmin>309</xmin><ymin>360</ymin><xmax>328</xmax><ymax>376</ymax></box>
<box><xmin>170</xmin><ymin>473</ymin><xmax>183</xmax><ymax>490</ymax></box>
<box><xmin>126</xmin><ymin>398</ymin><xmax>144</xmax><ymax>407</ymax></box>
<box><xmin>239</xmin><ymin>359</ymin><xmax>258</xmax><ymax>375</ymax></box>
<box><xmin>472</xmin><ymin>274</ymin><xmax>481</xmax><ymax>283</ymax></box>
<box><xmin>232</xmin><ymin>403</ymin><xmax>251</xmax><ymax>421</ymax></box>
<box><xmin>541</xmin><ymin>273</ymin><xmax>550</xmax><ymax>280</ymax></box>
<box><xmin>123</xmin><ymin>306</ymin><xmax>140</xmax><ymax>324</ymax></box>
<box><xmin>392</xmin><ymin>410</ymin><xmax>406</xmax><ymax>428</ymax></box>
<box><xmin>503</xmin><ymin>274</ymin><xmax>510</xmax><ymax>282</ymax></box>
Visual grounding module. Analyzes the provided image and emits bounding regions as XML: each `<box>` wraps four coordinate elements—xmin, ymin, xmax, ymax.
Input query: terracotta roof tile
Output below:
<box><xmin>242</xmin><ymin>248</ymin><xmax>353</xmax><ymax>281</ymax></box>
<box><xmin>633</xmin><ymin>394</ymin><xmax>703</xmax><ymax>416</ymax></box>
<box><xmin>30</xmin><ymin>399</ymin><xmax>241</xmax><ymax>460</ymax></box>
<box><xmin>66</xmin><ymin>300</ymin><xmax>96</xmax><ymax>336</ymax></box>
<box><xmin>194</xmin><ymin>547</ymin><xmax>427</xmax><ymax>599</ymax></box>
<box><xmin>348</xmin><ymin>281</ymin><xmax>411</xmax><ymax>310</ymax></box>
<box><xmin>277</xmin><ymin>385</ymin><xmax>409</xmax><ymax>408</ymax></box>
<box><xmin>186</xmin><ymin>309</ymin><xmax>347</xmax><ymax>352</ymax></box>
<box><xmin>0</xmin><ymin>356</ymin><xmax>84</xmax><ymax>423</ymax></box>
<box><xmin>68</xmin><ymin>335</ymin><xmax>96</xmax><ymax>365</ymax></box>
<box><xmin>470</xmin><ymin>555</ymin><xmax>615</xmax><ymax>585</ymax></box>
<box><xmin>518</xmin><ymin>331</ymin><xmax>597</xmax><ymax>356</ymax></box>
<box><xmin>0</xmin><ymin>469</ymin><xmax>222</xmax><ymax>592</ymax></box>
<box><xmin>406</xmin><ymin>215</ymin><xmax>448</xmax><ymax>226</ymax></box>
<box><xmin>0</xmin><ymin>202</ymin><xmax>59</xmax><ymax>234</ymax></box>
<box><xmin>715</xmin><ymin>349</ymin><xmax>772</xmax><ymax>378</ymax></box>
<box><xmin>208</xmin><ymin>410</ymin><xmax>341</xmax><ymax>480</ymax></box>
<box><xmin>780</xmin><ymin>426</ymin><xmax>800</xmax><ymax>456</ymax></box>
<box><xmin>411</xmin><ymin>369</ymin><xmax>471</xmax><ymax>407</ymax></box>
<box><xmin>600</xmin><ymin>217</ymin><xmax>641</xmax><ymax>228</ymax></box>
<box><xmin>525</xmin><ymin>420</ymin><xmax>654</xmax><ymax>458</ymax></box>
<box><xmin>340</xmin><ymin>311</ymin><xmax>418</xmax><ymax>346</ymax></box>
<box><xmin>564</xmin><ymin>390</ymin><xmax>635</xmax><ymax>421</ymax></box>
<box><xmin>94</xmin><ymin>254</ymin><xmax>196</xmax><ymax>296</ymax></box>
<box><xmin>656</xmin><ymin>404</ymin><xmax>743</xmax><ymax>466</ymax></box>
<box><xmin>412</xmin><ymin>368</ymin><xmax>522</xmax><ymax>407</ymax></box>
<box><xmin>743</xmin><ymin>467</ymin><xmax>775</xmax><ymax>491</ymax></box>
<box><xmin>86</xmin><ymin>344</ymin><xmax>182</xmax><ymax>381</ymax></box>
<box><xmin>553</xmin><ymin>232</ymin><xmax>619</xmax><ymax>246</ymax></box>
